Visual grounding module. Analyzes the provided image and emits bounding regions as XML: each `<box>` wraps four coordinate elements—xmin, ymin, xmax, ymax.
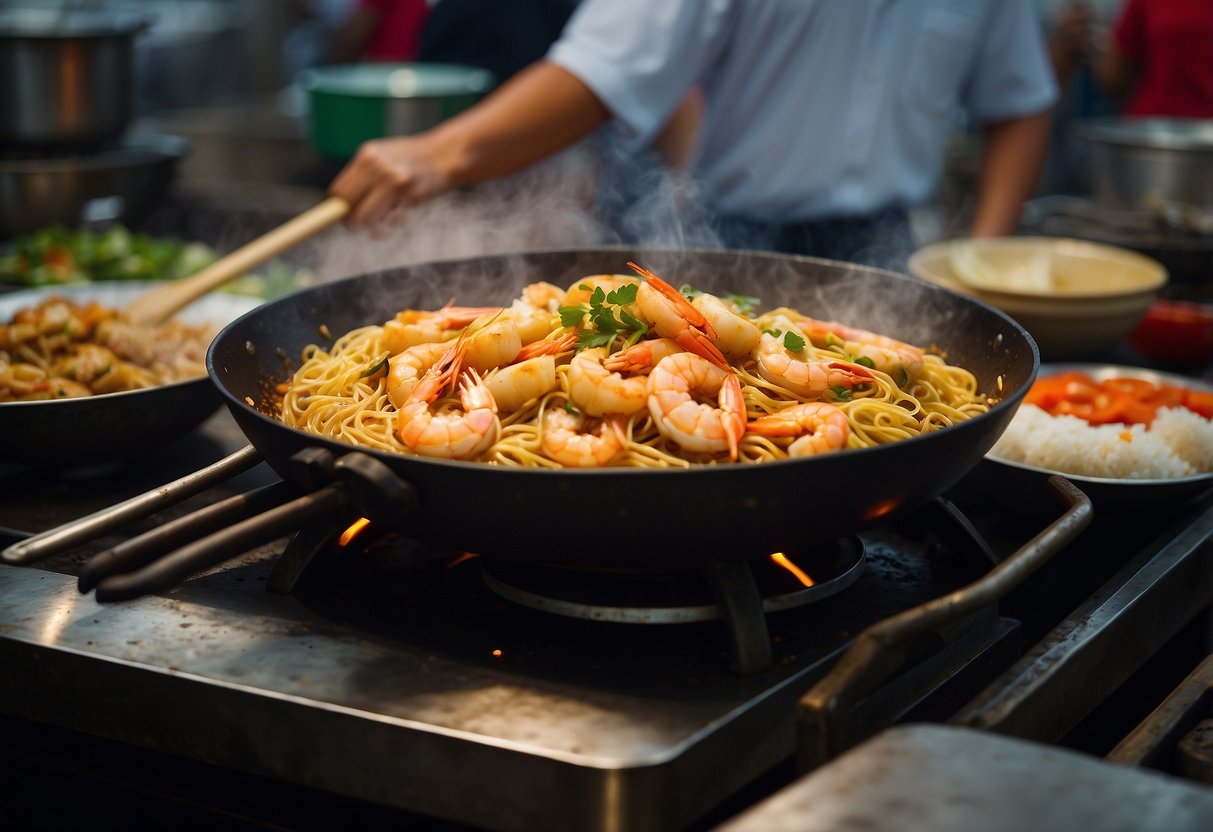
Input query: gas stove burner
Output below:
<box><xmin>478</xmin><ymin>537</ymin><xmax>865</xmax><ymax>624</ymax></box>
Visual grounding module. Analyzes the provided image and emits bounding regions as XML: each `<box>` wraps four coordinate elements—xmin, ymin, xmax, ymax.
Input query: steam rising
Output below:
<box><xmin>278</xmin><ymin>139</ymin><xmax>926</xmax><ymax>338</ymax></box>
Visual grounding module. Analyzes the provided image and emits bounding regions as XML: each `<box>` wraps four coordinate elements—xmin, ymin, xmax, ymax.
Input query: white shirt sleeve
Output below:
<box><xmin>963</xmin><ymin>0</ymin><xmax>1058</xmax><ymax>123</ymax></box>
<box><xmin>546</xmin><ymin>0</ymin><xmax>736</xmax><ymax>148</ymax></box>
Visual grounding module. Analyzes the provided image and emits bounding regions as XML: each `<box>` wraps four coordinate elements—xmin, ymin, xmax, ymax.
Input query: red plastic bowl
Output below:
<box><xmin>1129</xmin><ymin>300</ymin><xmax>1213</xmax><ymax>365</ymax></box>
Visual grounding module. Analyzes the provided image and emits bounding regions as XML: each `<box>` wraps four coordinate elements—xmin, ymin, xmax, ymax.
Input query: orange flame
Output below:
<box><xmin>338</xmin><ymin>517</ymin><xmax>371</xmax><ymax>547</ymax></box>
<box><xmin>770</xmin><ymin>552</ymin><xmax>814</xmax><ymax>587</ymax></box>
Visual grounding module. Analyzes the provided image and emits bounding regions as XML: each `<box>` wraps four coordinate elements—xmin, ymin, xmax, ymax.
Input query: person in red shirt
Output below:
<box><xmin>328</xmin><ymin>0</ymin><xmax>431</xmax><ymax>64</ymax></box>
<box><xmin>1094</xmin><ymin>0</ymin><xmax>1213</xmax><ymax>117</ymax></box>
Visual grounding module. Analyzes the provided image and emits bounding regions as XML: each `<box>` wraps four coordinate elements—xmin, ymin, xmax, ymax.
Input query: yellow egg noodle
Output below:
<box><xmin>281</xmin><ymin>270</ymin><xmax>990</xmax><ymax>468</ymax></box>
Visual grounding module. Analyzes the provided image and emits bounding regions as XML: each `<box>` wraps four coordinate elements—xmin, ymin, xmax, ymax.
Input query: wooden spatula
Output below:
<box><xmin>124</xmin><ymin>196</ymin><xmax>349</xmax><ymax>326</ymax></box>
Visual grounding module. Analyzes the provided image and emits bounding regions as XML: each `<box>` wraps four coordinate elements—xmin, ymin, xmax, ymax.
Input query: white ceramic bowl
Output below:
<box><xmin>908</xmin><ymin>237</ymin><xmax>1167</xmax><ymax>360</ymax></box>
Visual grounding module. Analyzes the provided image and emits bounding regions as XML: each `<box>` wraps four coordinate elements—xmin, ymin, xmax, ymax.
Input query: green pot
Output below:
<box><xmin>299</xmin><ymin>63</ymin><xmax>496</xmax><ymax>161</ymax></box>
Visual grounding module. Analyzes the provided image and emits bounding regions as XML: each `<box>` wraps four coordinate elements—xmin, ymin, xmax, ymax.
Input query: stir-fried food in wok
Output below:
<box><xmin>0</xmin><ymin>296</ymin><xmax>214</xmax><ymax>401</ymax></box>
<box><xmin>281</xmin><ymin>263</ymin><xmax>993</xmax><ymax>467</ymax></box>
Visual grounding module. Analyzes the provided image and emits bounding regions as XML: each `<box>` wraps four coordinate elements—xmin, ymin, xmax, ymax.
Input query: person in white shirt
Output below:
<box><xmin>330</xmin><ymin>0</ymin><xmax>1058</xmax><ymax>266</ymax></box>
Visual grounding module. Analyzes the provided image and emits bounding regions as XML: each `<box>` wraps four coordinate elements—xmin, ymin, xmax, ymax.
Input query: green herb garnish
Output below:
<box><xmin>724</xmin><ymin>294</ymin><xmax>760</xmax><ymax>315</ymax></box>
<box><xmin>854</xmin><ymin>355</ymin><xmax>876</xmax><ymax>369</ymax></box>
<box><xmin>830</xmin><ymin>385</ymin><xmax>853</xmax><ymax>401</ymax></box>
<box><xmin>558</xmin><ymin>282</ymin><xmax>649</xmax><ymax>351</ymax></box>
<box><xmin>783</xmin><ymin>330</ymin><xmax>807</xmax><ymax>352</ymax></box>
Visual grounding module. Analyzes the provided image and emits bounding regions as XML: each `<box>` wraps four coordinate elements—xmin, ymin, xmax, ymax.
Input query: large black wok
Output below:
<box><xmin>208</xmin><ymin>248</ymin><xmax>1039</xmax><ymax>571</ymax></box>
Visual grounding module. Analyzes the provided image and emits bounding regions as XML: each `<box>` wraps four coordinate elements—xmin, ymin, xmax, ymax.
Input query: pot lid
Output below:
<box><xmin>299</xmin><ymin>63</ymin><xmax>496</xmax><ymax>99</ymax></box>
<box><xmin>1081</xmin><ymin>117</ymin><xmax>1213</xmax><ymax>152</ymax></box>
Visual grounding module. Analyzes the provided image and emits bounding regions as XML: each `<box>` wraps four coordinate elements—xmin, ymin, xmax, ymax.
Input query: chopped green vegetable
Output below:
<box><xmin>830</xmin><ymin>385</ymin><xmax>853</xmax><ymax>401</ymax></box>
<box><xmin>783</xmin><ymin>331</ymin><xmax>807</xmax><ymax>352</ymax></box>
<box><xmin>0</xmin><ymin>223</ymin><xmax>306</xmax><ymax>298</ymax></box>
<box><xmin>855</xmin><ymin>355</ymin><xmax>876</xmax><ymax>369</ymax></box>
<box><xmin>361</xmin><ymin>352</ymin><xmax>390</xmax><ymax>377</ymax></box>
<box><xmin>678</xmin><ymin>283</ymin><xmax>702</xmax><ymax>299</ymax></box>
<box><xmin>559</xmin><ymin>282</ymin><xmax>649</xmax><ymax>351</ymax></box>
<box><xmin>727</xmin><ymin>295</ymin><xmax>760</xmax><ymax>315</ymax></box>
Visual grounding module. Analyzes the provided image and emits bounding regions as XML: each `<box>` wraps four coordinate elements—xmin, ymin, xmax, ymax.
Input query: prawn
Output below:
<box><xmin>796</xmin><ymin>318</ymin><xmax>924</xmax><ymax>381</ymax></box>
<box><xmin>567</xmin><ymin>346</ymin><xmax>651</xmax><ymax>416</ymax></box>
<box><xmin>692</xmin><ymin>293</ymin><xmax>762</xmax><ymax>360</ymax></box>
<box><xmin>397</xmin><ymin>345</ymin><xmax>499</xmax><ymax>460</ymax></box>
<box><xmin>753</xmin><ymin>324</ymin><xmax>873</xmax><ymax>400</ymax></box>
<box><xmin>747</xmin><ymin>402</ymin><xmax>851</xmax><ymax>458</ymax></box>
<box><xmin>646</xmin><ymin>352</ymin><xmax>746</xmax><ymax>460</ymax></box>
<box><xmin>540</xmin><ymin>408</ymin><xmax>627</xmax><ymax>467</ymax></box>
<box><xmin>629</xmin><ymin>262</ymin><xmax>729</xmax><ymax>370</ymax></box>
<box><xmin>507</xmin><ymin>281</ymin><xmax>566</xmax><ymax>343</ymax></box>
<box><xmin>384</xmin><ymin>302</ymin><xmax>501</xmax><ymax>353</ymax></box>
<box><xmin>386</xmin><ymin>341</ymin><xmax>455</xmax><ymax>409</ymax></box>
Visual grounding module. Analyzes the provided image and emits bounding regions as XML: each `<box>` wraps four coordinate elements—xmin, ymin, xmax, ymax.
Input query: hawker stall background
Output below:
<box><xmin>1</xmin><ymin>1</ymin><xmax>1211</xmax><ymax>831</ymax></box>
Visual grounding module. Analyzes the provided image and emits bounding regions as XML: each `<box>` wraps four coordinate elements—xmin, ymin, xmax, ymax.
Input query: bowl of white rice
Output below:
<box><xmin>979</xmin><ymin>364</ymin><xmax>1213</xmax><ymax>513</ymax></box>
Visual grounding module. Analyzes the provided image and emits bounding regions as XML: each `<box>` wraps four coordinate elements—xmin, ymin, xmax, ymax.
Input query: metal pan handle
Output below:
<box><xmin>1</xmin><ymin>445</ymin><xmax>263</xmax><ymax>566</ymax></box>
<box><xmin>796</xmin><ymin>476</ymin><xmax>1093</xmax><ymax>771</ymax></box>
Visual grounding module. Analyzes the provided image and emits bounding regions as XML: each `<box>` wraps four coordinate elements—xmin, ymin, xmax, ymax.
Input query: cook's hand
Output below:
<box><xmin>329</xmin><ymin>133</ymin><xmax>459</xmax><ymax>230</ymax></box>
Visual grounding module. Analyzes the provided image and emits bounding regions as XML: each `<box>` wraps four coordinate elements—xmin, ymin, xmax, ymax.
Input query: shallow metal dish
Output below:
<box><xmin>0</xmin><ymin>281</ymin><xmax>261</xmax><ymax>468</ymax></box>
<box><xmin>977</xmin><ymin>363</ymin><xmax>1213</xmax><ymax>513</ymax></box>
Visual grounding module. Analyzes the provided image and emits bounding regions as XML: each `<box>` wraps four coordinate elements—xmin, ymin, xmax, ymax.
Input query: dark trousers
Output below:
<box><xmin>714</xmin><ymin>208</ymin><xmax>916</xmax><ymax>272</ymax></box>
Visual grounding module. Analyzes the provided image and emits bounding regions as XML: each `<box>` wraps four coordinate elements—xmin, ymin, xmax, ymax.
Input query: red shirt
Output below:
<box><xmin>1112</xmin><ymin>0</ymin><xmax>1213</xmax><ymax>117</ymax></box>
<box><xmin>361</xmin><ymin>0</ymin><xmax>430</xmax><ymax>62</ymax></box>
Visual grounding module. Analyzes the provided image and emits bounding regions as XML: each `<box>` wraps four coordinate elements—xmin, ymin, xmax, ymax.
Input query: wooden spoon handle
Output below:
<box><xmin>125</xmin><ymin>196</ymin><xmax>349</xmax><ymax>326</ymax></box>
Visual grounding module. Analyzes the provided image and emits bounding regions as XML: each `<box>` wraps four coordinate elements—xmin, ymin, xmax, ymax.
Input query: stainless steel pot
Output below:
<box><xmin>1081</xmin><ymin>117</ymin><xmax>1213</xmax><ymax>214</ymax></box>
<box><xmin>0</xmin><ymin>8</ymin><xmax>148</xmax><ymax>148</ymax></box>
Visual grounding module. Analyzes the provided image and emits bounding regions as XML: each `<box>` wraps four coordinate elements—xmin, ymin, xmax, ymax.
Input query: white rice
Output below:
<box><xmin>989</xmin><ymin>404</ymin><xmax>1213</xmax><ymax>480</ymax></box>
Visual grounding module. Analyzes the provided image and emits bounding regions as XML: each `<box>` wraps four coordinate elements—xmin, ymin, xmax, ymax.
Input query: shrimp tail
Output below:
<box><xmin>720</xmin><ymin>372</ymin><xmax>746</xmax><ymax>461</ymax></box>
<box><xmin>829</xmin><ymin>360</ymin><xmax>875</xmax><ymax>384</ymax></box>
<box><xmin>627</xmin><ymin>261</ymin><xmax>718</xmax><ymax>339</ymax></box>
<box><xmin>676</xmin><ymin>328</ymin><xmax>730</xmax><ymax>372</ymax></box>
<box><xmin>515</xmin><ymin>330</ymin><xmax>578</xmax><ymax>361</ymax></box>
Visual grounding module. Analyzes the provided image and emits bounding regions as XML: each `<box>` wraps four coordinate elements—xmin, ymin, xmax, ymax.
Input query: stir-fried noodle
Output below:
<box><xmin>281</xmin><ymin>267</ymin><xmax>991</xmax><ymax>468</ymax></box>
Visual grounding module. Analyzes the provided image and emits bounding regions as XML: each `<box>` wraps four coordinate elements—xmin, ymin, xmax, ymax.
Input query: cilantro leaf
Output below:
<box><xmin>783</xmin><ymin>330</ymin><xmax>807</xmax><ymax>352</ymax></box>
<box><xmin>607</xmin><ymin>283</ymin><xmax>638</xmax><ymax>305</ymax></box>
<box><xmin>559</xmin><ymin>305</ymin><xmax>587</xmax><ymax>328</ymax></box>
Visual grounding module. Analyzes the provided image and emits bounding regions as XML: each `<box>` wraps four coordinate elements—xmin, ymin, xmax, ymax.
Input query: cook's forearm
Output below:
<box><xmin>430</xmin><ymin>61</ymin><xmax>612</xmax><ymax>188</ymax></box>
<box><xmin>969</xmin><ymin>109</ymin><xmax>1052</xmax><ymax>238</ymax></box>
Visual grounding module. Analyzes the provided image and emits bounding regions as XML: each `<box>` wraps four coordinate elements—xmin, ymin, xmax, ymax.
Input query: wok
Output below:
<box><xmin>208</xmin><ymin>248</ymin><xmax>1039</xmax><ymax>570</ymax></box>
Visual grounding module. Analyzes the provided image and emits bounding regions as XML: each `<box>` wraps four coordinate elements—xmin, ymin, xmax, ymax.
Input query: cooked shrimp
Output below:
<box><xmin>797</xmin><ymin>318</ymin><xmax>924</xmax><ymax>380</ymax></box>
<box><xmin>397</xmin><ymin>362</ymin><xmax>500</xmax><ymax>460</ymax></box>
<box><xmin>386</xmin><ymin>341</ymin><xmax>454</xmax><ymax>409</ymax></box>
<box><xmin>521</xmin><ymin>281</ymin><xmax>566</xmax><ymax>311</ymax></box>
<box><xmin>747</xmin><ymin>402</ymin><xmax>851</xmax><ymax>457</ymax></box>
<box><xmin>754</xmin><ymin>321</ymin><xmax>873</xmax><ymax>400</ymax></box>
<box><xmin>540</xmin><ymin>408</ymin><xmax>627</xmax><ymax>467</ymax></box>
<box><xmin>463</xmin><ymin>317</ymin><xmax>523</xmax><ymax>372</ymax></box>
<box><xmin>629</xmin><ymin>262</ymin><xmax>729</xmax><ymax>370</ymax></box>
<box><xmin>484</xmin><ymin>355</ymin><xmax>558</xmax><ymax>413</ymax></box>
<box><xmin>507</xmin><ymin>282</ymin><xmax>565</xmax><ymax>343</ymax></box>
<box><xmin>568</xmin><ymin>347</ymin><xmax>649</xmax><ymax>416</ymax></box>
<box><xmin>646</xmin><ymin>352</ymin><xmax>746</xmax><ymax>460</ymax></box>
<box><xmin>692</xmin><ymin>293</ymin><xmax>762</xmax><ymax>360</ymax></box>
<box><xmin>383</xmin><ymin>303</ymin><xmax>501</xmax><ymax>353</ymax></box>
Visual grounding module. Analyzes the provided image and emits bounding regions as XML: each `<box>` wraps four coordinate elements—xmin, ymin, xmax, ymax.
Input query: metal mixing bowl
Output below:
<box><xmin>0</xmin><ymin>7</ymin><xmax>148</xmax><ymax>148</ymax></box>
